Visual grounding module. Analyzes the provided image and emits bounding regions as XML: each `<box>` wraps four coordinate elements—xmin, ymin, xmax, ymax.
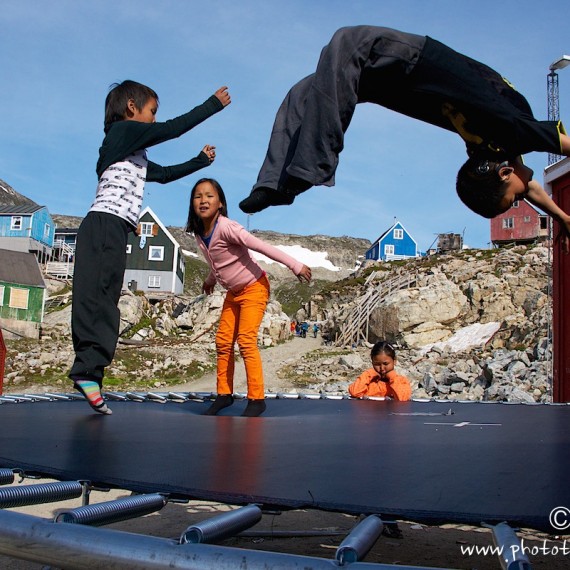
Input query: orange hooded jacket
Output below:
<box><xmin>348</xmin><ymin>369</ymin><xmax>412</xmax><ymax>401</ymax></box>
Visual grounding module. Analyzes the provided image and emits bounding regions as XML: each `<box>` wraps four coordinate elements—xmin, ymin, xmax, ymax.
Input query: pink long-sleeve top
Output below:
<box><xmin>195</xmin><ymin>216</ymin><xmax>304</xmax><ymax>293</ymax></box>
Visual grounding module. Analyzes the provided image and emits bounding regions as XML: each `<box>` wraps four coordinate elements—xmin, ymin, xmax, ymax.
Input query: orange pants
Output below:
<box><xmin>215</xmin><ymin>275</ymin><xmax>270</xmax><ymax>400</ymax></box>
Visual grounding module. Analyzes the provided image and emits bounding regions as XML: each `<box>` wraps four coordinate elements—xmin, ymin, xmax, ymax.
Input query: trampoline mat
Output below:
<box><xmin>1</xmin><ymin>397</ymin><xmax>569</xmax><ymax>533</ymax></box>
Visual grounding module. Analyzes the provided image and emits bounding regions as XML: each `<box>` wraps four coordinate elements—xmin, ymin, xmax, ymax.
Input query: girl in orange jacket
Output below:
<box><xmin>348</xmin><ymin>341</ymin><xmax>411</xmax><ymax>401</ymax></box>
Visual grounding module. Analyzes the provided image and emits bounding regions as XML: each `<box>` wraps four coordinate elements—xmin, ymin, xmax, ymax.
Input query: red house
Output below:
<box><xmin>490</xmin><ymin>199</ymin><xmax>549</xmax><ymax>246</ymax></box>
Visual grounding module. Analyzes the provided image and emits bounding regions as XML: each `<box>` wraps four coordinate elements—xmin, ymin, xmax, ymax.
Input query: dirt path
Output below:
<box><xmin>169</xmin><ymin>333</ymin><xmax>323</xmax><ymax>394</ymax></box>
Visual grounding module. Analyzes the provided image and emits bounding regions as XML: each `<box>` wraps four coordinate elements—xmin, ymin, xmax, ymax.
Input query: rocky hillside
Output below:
<box><xmin>3</xmin><ymin>242</ymin><xmax>554</xmax><ymax>405</ymax></box>
<box><xmin>0</xmin><ymin>178</ymin><xmax>37</xmax><ymax>207</ymax></box>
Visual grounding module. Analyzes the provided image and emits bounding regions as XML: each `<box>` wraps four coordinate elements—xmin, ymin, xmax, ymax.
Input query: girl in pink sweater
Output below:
<box><xmin>186</xmin><ymin>178</ymin><xmax>312</xmax><ymax>416</ymax></box>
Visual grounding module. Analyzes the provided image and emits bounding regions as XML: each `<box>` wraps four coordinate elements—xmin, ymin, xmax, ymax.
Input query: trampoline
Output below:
<box><xmin>1</xmin><ymin>392</ymin><xmax>569</xmax><ymax>568</ymax></box>
<box><xmin>1</xmin><ymin>392</ymin><xmax>569</xmax><ymax>531</ymax></box>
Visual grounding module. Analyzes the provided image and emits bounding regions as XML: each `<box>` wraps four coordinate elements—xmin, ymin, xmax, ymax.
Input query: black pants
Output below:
<box><xmin>253</xmin><ymin>26</ymin><xmax>425</xmax><ymax>192</ymax></box>
<box><xmin>69</xmin><ymin>212</ymin><xmax>129</xmax><ymax>385</ymax></box>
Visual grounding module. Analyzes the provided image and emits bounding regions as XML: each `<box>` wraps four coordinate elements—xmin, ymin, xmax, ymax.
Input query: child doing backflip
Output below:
<box><xmin>70</xmin><ymin>81</ymin><xmax>231</xmax><ymax>415</ymax></box>
<box><xmin>239</xmin><ymin>25</ymin><xmax>570</xmax><ymax>237</ymax></box>
<box><xmin>348</xmin><ymin>341</ymin><xmax>411</xmax><ymax>401</ymax></box>
<box><xmin>186</xmin><ymin>178</ymin><xmax>312</xmax><ymax>417</ymax></box>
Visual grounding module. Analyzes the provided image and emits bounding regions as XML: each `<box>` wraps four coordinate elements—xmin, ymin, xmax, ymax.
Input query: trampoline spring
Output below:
<box><xmin>54</xmin><ymin>493</ymin><xmax>167</xmax><ymax>526</ymax></box>
<box><xmin>146</xmin><ymin>392</ymin><xmax>167</xmax><ymax>402</ymax></box>
<box><xmin>125</xmin><ymin>392</ymin><xmax>146</xmax><ymax>402</ymax></box>
<box><xmin>335</xmin><ymin>515</ymin><xmax>384</xmax><ymax>566</ymax></box>
<box><xmin>0</xmin><ymin>481</ymin><xmax>83</xmax><ymax>509</ymax></box>
<box><xmin>0</xmin><ymin>469</ymin><xmax>15</xmax><ymax>486</ymax></box>
<box><xmin>180</xmin><ymin>504</ymin><xmax>262</xmax><ymax>544</ymax></box>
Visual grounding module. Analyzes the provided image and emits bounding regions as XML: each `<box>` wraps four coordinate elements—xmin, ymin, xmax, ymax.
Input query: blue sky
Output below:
<box><xmin>1</xmin><ymin>0</ymin><xmax>569</xmax><ymax>250</ymax></box>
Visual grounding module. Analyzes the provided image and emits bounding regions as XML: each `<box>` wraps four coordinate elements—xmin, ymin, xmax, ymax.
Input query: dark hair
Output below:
<box><xmin>370</xmin><ymin>340</ymin><xmax>396</xmax><ymax>360</ymax></box>
<box><xmin>456</xmin><ymin>156</ymin><xmax>509</xmax><ymax>219</ymax></box>
<box><xmin>104</xmin><ymin>80</ymin><xmax>159</xmax><ymax>133</ymax></box>
<box><xmin>185</xmin><ymin>178</ymin><xmax>228</xmax><ymax>235</ymax></box>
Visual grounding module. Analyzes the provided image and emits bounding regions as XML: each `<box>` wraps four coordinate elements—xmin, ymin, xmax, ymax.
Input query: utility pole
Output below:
<box><xmin>547</xmin><ymin>55</ymin><xmax>570</xmax><ymax>165</ymax></box>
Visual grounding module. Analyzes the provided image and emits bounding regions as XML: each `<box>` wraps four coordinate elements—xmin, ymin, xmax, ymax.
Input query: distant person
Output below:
<box><xmin>348</xmin><ymin>341</ymin><xmax>411</xmax><ymax>401</ymax></box>
<box><xmin>69</xmin><ymin>81</ymin><xmax>231</xmax><ymax>415</ymax></box>
<box><xmin>186</xmin><ymin>178</ymin><xmax>312</xmax><ymax>417</ymax></box>
<box><xmin>300</xmin><ymin>321</ymin><xmax>309</xmax><ymax>338</ymax></box>
<box><xmin>313</xmin><ymin>323</ymin><xmax>319</xmax><ymax>338</ymax></box>
<box><xmin>239</xmin><ymin>25</ymin><xmax>570</xmax><ymax>239</ymax></box>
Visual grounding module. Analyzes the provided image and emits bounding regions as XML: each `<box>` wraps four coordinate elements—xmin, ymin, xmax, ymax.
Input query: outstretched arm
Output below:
<box><xmin>526</xmin><ymin>179</ymin><xmax>570</xmax><ymax>242</ymax></box>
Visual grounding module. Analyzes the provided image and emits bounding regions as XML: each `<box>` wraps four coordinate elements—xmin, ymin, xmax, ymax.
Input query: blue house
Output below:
<box><xmin>365</xmin><ymin>220</ymin><xmax>419</xmax><ymax>261</ymax></box>
<box><xmin>0</xmin><ymin>204</ymin><xmax>55</xmax><ymax>263</ymax></box>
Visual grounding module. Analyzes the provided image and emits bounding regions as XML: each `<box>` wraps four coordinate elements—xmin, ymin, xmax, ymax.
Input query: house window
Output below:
<box><xmin>44</xmin><ymin>223</ymin><xmax>51</xmax><ymax>238</ymax></box>
<box><xmin>9</xmin><ymin>287</ymin><xmax>29</xmax><ymax>310</ymax></box>
<box><xmin>140</xmin><ymin>222</ymin><xmax>155</xmax><ymax>236</ymax></box>
<box><xmin>11</xmin><ymin>216</ymin><xmax>22</xmax><ymax>230</ymax></box>
<box><xmin>148</xmin><ymin>275</ymin><xmax>161</xmax><ymax>288</ymax></box>
<box><xmin>540</xmin><ymin>217</ymin><xmax>548</xmax><ymax>230</ymax></box>
<box><xmin>393</xmin><ymin>229</ymin><xmax>403</xmax><ymax>239</ymax></box>
<box><xmin>523</xmin><ymin>216</ymin><xmax>531</xmax><ymax>223</ymax></box>
<box><xmin>149</xmin><ymin>246</ymin><xmax>164</xmax><ymax>261</ymax></box>
<box><xmin>512</xmin><ymin>200</ymin><xmax>520</xmax><ymax>208</ymax></box>
<box><xmin>502</xmin><ymin>218</ymin><xmax>514</xmax><ymax>229</ymax></box>
<box><xmin>0</xmin><ymin>285</ymin><xmax>4</xmax><ymax>306</ymax></box>
<box><xmin>126</xmin><ymin>244</ymin><xmax>132</xmax><ymax>254</ymax></box>
<box><xmin>384</xmin><ymin>244</ymin><xmax>394</xmax><ymax>256</ymax></box>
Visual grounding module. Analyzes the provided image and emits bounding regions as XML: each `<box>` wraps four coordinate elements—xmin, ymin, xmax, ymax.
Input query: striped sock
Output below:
<box><xmin>74</xmin><ymin>379</ymin><xmax>112</xmax><ymax>415</ymax></box>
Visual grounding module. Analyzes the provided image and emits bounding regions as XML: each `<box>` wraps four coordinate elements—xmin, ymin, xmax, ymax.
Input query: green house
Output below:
<box><xmin>0</xmin><ymin>248</ymin><xmax>46</xmax><ymax>339</ymax></box>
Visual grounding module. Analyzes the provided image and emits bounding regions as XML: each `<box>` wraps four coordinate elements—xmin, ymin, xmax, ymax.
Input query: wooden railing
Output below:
<box><xmin>334</xmin><ymin>272</ymin><xmax>417</xmax><ymax>347</ymax></box>
<box><xmin>45</xmin><ymin>261</ymin><xmax>74</xmax><ymax>279</ymax></box>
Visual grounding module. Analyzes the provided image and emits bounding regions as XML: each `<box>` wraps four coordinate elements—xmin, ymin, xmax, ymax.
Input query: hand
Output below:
<box><xmin>202</xmin><ymin>144</ymin><xmax>216</xmax><ymax>163</ymax></box>
<box><xmin>296</xmin><ymin>264</ymin><xmax>312</xmax><ymax>283</ymax></box>
<box><xmin>214</xmin><ymin>86</ymin><xmax>231</xmax><ymax>107</ymax></box>
<box><xmin>554</xmin><ymin>215</ymin><xmax>570</xmax><ymax>254</ymax></box>
<box><xmin>202</xmin><ymin>282</ymin><xmax>215</xmax><ymax>295</ymax></box>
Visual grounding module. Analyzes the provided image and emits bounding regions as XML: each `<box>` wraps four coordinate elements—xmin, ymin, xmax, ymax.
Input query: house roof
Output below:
<box><xmin>495</xmin><ymin>199</ymin><xmax>545</xmax><ymax>218</ymax></box>
<box><xmin>138</xmin><ymin>206</ymin><xmax>180</xmax><ymax>248</ymax></box>
<box><xmin>54</xmin><ymin>228</ymin><xmax>79</xmax><ymax>235</ymax></box>
<box><xmin>369</xmin><ymin>220</ymin><xmax>418</xmax><ymax>249</ymax></box>
<box><xmin>0</xmin><ymin>248</ymin><xmax>46</xmax><ymax>287</ymax></box>
<box><xmin>0</xmin><ymin>204</ymin><xmax>44</xmax><ymax>215</ymax></box>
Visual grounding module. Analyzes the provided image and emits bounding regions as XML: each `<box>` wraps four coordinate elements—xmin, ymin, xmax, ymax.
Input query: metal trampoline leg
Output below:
<box><xmin>485</xmin><ymin>522</ymin><xmax>533</xmax><ymax>570</ymax></box>
<box><xmin>335</xmin><ymin>514</ymin><xmax>384</xmax><ymax>565</ymax></box>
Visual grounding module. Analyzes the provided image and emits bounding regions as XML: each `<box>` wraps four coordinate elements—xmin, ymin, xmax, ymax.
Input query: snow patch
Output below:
<box><xmin>251</xmin><ymin>244</ymin><xmax>341</xmax><ymax>271</ymax></box>
<box><xmin>420</xmin><ymin>322</ymin><xmax>501</xmax><ymax>354</ymax></box>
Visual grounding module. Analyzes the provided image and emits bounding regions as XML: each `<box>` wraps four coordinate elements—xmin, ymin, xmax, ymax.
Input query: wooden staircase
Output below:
<box><xmin>334</xmin><ymin>271</ymin><xmax>417</xmax><ymax>347</ymax></box>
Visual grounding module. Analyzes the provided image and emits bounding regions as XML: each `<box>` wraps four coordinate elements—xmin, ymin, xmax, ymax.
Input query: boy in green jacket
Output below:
<box><xmin>70</xmin><ymin>81</ymin><xmax>230</xmax><ymax>414</ymax></box>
